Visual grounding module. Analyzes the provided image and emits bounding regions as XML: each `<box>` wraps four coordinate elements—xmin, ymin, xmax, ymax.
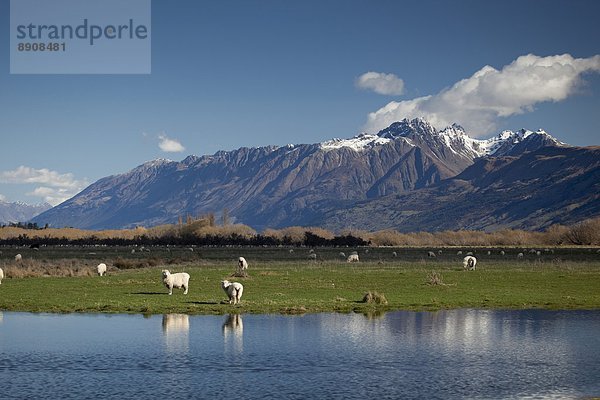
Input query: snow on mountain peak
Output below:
<box><xmin>320</xmin><ymin>133</ymin><xmax>391</xmax><ymax>152</ymax></box>
<box><xmin>320</xmin><ymin>116</ymin><xmax>567</xmax><ymax>156</ymax></box>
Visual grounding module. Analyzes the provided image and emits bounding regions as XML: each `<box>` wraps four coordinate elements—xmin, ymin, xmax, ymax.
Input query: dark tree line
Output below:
<box><xmin>0</xmin><ymin>231</ymin><xmax>369</xmax><ymax>247</ymax></box>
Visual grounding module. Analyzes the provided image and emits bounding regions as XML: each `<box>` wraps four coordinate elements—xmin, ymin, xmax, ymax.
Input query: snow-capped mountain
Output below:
<box><xmin>320</xmin><ymin>118</ymin><xmax>568</xmax><ymax>158</ymax></box>
<box><xmin>32</xmin><ymin>118</ymin><xmax>583</xmax><ymax>231</ymax></box>
<box><xmin>0</xmin><ymin>200</ymin><xmax>52</xmax><ymax>224</ymax></box>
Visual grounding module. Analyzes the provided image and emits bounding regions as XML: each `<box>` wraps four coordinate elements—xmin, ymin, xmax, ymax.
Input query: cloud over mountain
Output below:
<box><xmin>364</xmin><ymin>54</ymin><xmax>600</xmax><ymax>136</ymax></box>
<box><xmin>158</xmin><ymin>133</ymin><xmax>185</xmax><ymax>152</ymax></box>
<box><xmin>356</xmin><ymin>71</ymin><xmax>405</xmax><ymax>95</ymax></box>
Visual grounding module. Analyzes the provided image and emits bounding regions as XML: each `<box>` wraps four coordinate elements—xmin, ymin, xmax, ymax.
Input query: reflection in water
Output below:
<box><xmin>222</xmin><ymin>314</ymin><xmax>243</xmax><ymax>355</ymax></box>
<box><xmin>162</xmin><ymin>313</ymin><xmax>189</xmax><ymax>354</ymax></box>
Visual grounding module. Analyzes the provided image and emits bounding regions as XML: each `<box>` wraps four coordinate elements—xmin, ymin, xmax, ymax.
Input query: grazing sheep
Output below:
<box><xmin>339</xmin><ymin>252</ymin><xmax>346</xmax><ymax>258</ymax></box>
<box><xmin>96</xmin><ymin>263</ymin><xmax>107</xmax><ymax>277</ymax></box>
<box><xmin>308</xmin><ymin>253</ymin><xmax>317</xmax><ymax>260</ymax></box>
<box><xmin>466</xmin><ymin>251</ymin><xmax>474</xmax><ymax>256</ymax></box>
<box><xmin>162</xmin><ymin>270</ymin><xmax>190</xmax><ymax>295</ymax></box>
<box><xmin>500</xmin><ymin>250</ymin><xmax>505</xmax><ymax>256</ymax></box>
<box><xmin>438</xmin><ymin>250</ymin><xmax>442</xmax><ymax>254</ymax></box>
<box><xmin>517</xmin><ymin>253</ymin><xmax>524</xmax><ymax>259</ymax></box>
<box><xmin>392</xmin><ymin>251</ymin><xmax>397</xmax><ymax>257</ymax></box>
<box><xmin>487</xmin><ymin>251</ymin><xmax>491</xmax><ymax>255</ymax></box>
<box><xmin>238</xmin><ymin>257</ymin><xmax>248</xmax><ymax>271</ymax></box>
<box><xmin>456</xmin><ymin>251</ymin><xmax>463</xmax><ymax>256</ymax></box>
<box><xmin>427</xmin><ymin>251</ymin><xmax>436</xmax><ymax>258</ymax></box>
<box><xmin>347</xmin><ymin>254</ymin><xmax>359</xmax><ymax>262</ymax></box>
<box><xmin>221</xmin><ymin>280</ymin><xmax>244</xmax><ymax>305</ymax></box>
<box><xmin>14</xmin><ymin>254</ymin><xmax>22</xmax><ymax>262</ymax></box>
<box><xmin>0</xmin><ymin>267</ymin><xmax>3</xmax><ymax>284</ymax></box>
<box><xmin>463</xmin><ymin>256</ymin><xmax>477</xmax><ymax>271</ymax></box>
<box><xmin>536</xmin><ymin>251</ymin><xmax>541</xmax><ymax>256</ymax></box>
<box><xmin>289</xmin><ymin>249</ymin><xmax>294</xmax><ymax>254</ymax></box>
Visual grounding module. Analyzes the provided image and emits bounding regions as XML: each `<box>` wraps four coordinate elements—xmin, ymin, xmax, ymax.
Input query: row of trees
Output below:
<box><xmin>0</xmin><ymin>217</ymin><xmax>598</xmax><ymax>247</ymax></box>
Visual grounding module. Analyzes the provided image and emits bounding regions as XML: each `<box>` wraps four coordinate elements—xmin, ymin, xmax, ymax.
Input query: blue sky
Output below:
<box><xmin>1</xmin><ymin>0</ymin><xmax>599</xmax><ymax>205</ymax></box>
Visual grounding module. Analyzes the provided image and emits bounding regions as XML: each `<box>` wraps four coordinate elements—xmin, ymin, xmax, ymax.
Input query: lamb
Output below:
<box><xmin>162</xmin><ymin>269</ymin><xmax>190</xmax><ymax>295</ymax></box>
<box><xmin>347</xmin><ymin>253</ymin><xmax>359</xmax><ymax>262</ymax></box>
<box><xmin>0</xmin><ymin>267</ymin><xmax>3</xmax><ymax>284</ymax></box>
<box><xmin>427</xmin><ymin>251</ymin><xmax>436</xmax><ymax>258</ymax></box>
<box><xmin>463</xmin><ymin>255</ymin><xmax>477</xmax><ymax>271</ymax></box>
<box><xmin>517</xmin><ymin>252</ymin><xmax>524</xmax><ymax>259</ymax></box>
<box><xmin>96</xmin><ymin>263</ymin><xmax>107</xmax><ymax>277</ymax></box>
<box><xmin>221</xmin><ymin>280</ymin><xmax>244</xmax><ymax>305</ymax></box>
<box><xmin>14</xmin><ymin>254</ymin><xmax>22</xmax><ymax>262</ymax></box>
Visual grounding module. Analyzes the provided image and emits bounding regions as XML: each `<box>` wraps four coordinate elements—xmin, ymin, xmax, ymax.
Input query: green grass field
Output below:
<box><xmin>1</xmin><ymin>246</ymin><xmax>599</xmax><ymax>314</ymax></box>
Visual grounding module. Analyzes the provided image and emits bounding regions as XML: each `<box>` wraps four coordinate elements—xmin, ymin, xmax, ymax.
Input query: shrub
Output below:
<box><xmin>362</xmin><ymin>291</ymin><xmax>388</xmax><ymax>305</ymax></box>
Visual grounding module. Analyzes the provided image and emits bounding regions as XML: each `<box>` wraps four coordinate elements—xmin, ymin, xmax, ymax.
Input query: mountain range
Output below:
<box><xmin>0</xmin><ymin>200</ymin><xmax>51</xmax><ymax>225</ymax></box>
<box><xmin>31</xmin><ymin>118</ymin><xmax>598</xmax><ymax>232</ymax></box>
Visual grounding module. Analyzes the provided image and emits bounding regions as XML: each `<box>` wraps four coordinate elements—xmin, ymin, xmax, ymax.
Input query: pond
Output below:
<box><xmin>0</xmin><ymin>309</ymin><xmax>598</xmax><ymax>399</ymax></box>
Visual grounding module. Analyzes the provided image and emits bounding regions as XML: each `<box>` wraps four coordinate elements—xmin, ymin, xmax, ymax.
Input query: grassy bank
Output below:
<box><xmin>1</xmin><ymin>256</ymin><xmax>599</xmax><ymax>314</ymax></box>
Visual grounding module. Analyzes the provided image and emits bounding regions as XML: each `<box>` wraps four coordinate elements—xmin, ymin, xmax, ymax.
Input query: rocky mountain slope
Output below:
<box><xmin>321</xmin><ymin>145</ymin><xmax>599</xmax><ymax>232</ymax></box>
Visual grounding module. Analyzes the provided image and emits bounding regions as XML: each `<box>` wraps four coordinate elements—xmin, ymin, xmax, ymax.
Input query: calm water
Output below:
<box><xmin>0</xmin><ymin>309</ymin><xmax>599</xmax><ymax>399</ymax></box>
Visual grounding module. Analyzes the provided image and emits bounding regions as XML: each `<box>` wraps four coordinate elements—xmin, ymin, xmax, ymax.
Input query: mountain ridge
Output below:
<box><xmin>31</xmin><ymin>118</ymin><xmax>588</xmax><ymax>231</ymax></box>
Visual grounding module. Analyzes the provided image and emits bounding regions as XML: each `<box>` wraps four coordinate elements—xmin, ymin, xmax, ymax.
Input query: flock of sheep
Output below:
<box><xmin>156</xmin><ymin>256</ymin><xmax>248</xmax><ymax>303</ymax></box>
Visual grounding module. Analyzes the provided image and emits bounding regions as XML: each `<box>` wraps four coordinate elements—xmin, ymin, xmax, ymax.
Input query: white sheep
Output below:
<box><xmin>463</xmin><ymin>255</ymin><xmax>477</xmax><ymax>271</ymax></box>
<box><xmin>96</xmin><ymin>263</ymin><xmax>107</xmax><ymax>277</ymax></box>
<box><xmin>238</xmin><ymin>257</ymin><xmax>248</xmax><ymax>271</ymax></box>
<box><xmin>0</xmin><ymin>267</ymin><xmax>3</xmax><ymax>284</ymax></box>
<box><xmin>221</xmin><ymin>280</ymin><xmax>243</xmax><ymax>305</ymax></box>
<box><xmin>162</xmin><ymin>269</ymin><xmax>190</xmax><ymax>295</ymax></box>
<box><xmin>427</xmin><ymin>251</ymin><xmax>436</xmax><ymax>258</ymax></box>
<box><xmin>517</xmin><ymin>252</ymin><xmax>524</xmax><ymax>259</ymax></box>
<box><xmin>308</xmin><ymin>253</ymin><xmax>317</xmax><ymax>260</ymax></box>
<box><xmin>347</xmin><ymin>254</ymin><xmax>359</xmax><ymax>262</ymax></box>
<box><xmin>14</xmin><ymin>254</ymin><xmax>22</xmax><ymax>262</ymax></box>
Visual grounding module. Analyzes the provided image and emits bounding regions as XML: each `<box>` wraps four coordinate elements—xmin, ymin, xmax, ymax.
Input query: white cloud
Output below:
<box><xmin>356</xmin><ymin>71</ymin><xmax>405</xmax><ymax>95</ymax></box>
<box><xmin>0</xmin><ymin>166</ymin><xmax>89</xmax><ymax>206</ymax></box>
<box><xmin>364</xmin><ymin>54</ymin><xmax>600</xmax><ymax>136</ymax></box>
<box><xmin>27</xmin><ymin>187</ymin><xmax>75</xmax><ymax>206</ymax></box>
<box><xmin>158</xmin><ymin>133</ymin><xmax>185</xmax><ymax>152</ymax></box>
